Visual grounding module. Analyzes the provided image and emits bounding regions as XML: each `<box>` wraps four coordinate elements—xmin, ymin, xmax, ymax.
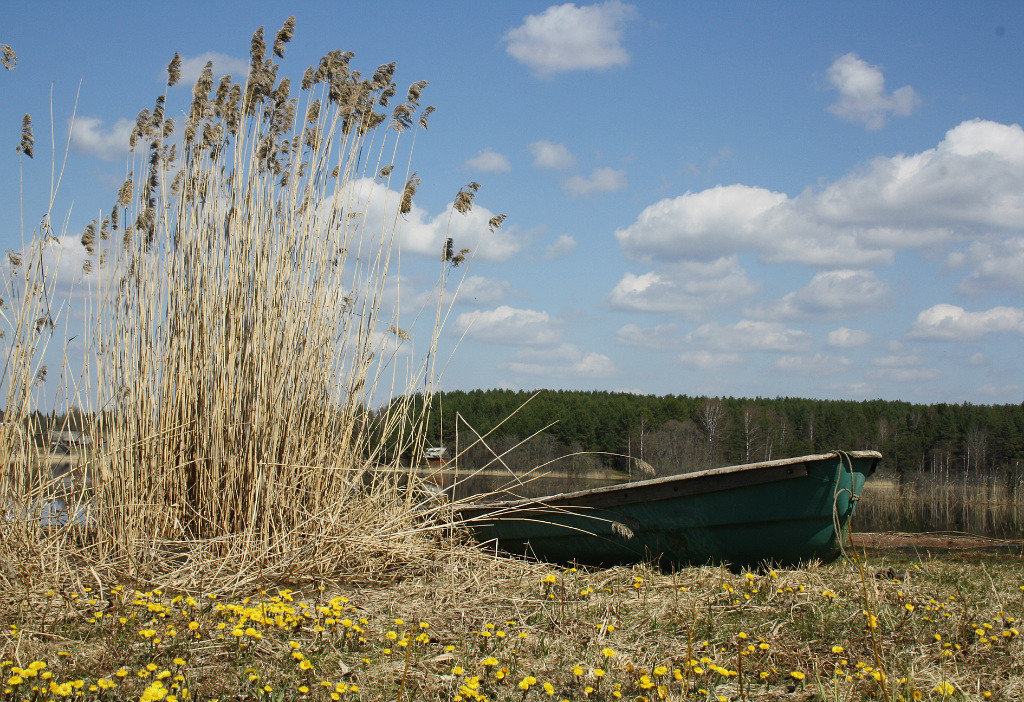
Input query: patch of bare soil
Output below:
<box><xmin>850</xmin><ymin>531</ymin><xmax>1023</xmax><ymax>552</ymax></box>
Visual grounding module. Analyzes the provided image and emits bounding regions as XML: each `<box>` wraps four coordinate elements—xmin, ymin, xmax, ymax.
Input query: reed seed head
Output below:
<box><xmin>117</xmin><ymin>178</ymin><xmax>133</xmax><ymax>207</ymax></box>
<box><xmin>81</xmin><ymin>221</ymin><xmax>97</xmax><ymax>256</ymax></box>
<box><xmin>250</xmin><ymin>27</ymin><xmax>266</xmax><ymax>67</ymax></box>
<box><xmin>400</xmin><ymin>173</ymin><xmax>419</xmax><ymax>214</ymax></box>
<box><xmin>487</xmin><ymin>214</ymin><xmax>507</xmax><ymax>231</ymax></box>
<box><xmin>418</xmin><ymin>105</ymin><xmax>436</xmax><ymax>129</ymax></box>
<box><xmin>167</xmin><ymin>52</ymin><xmax>182</xmax><ymax>86</ymax></box>
<box><xmin>305</xmin><ymin>98</ymin><xmax>320</xmax><ymax>124</ymax></box>
<box><xmin>1</xmin><ymin>44</ymin><xmax>15</xmax><ymax>70</ymax></box>
<box><xmin>16</xmin><ymin>114</ymin><xmax>33</xmax><ymax>158</ymax></box>
<box><xmin>406</xmin><ymin>80</ymin><xmax>428</xmax><ymax>107</ymax></box>
<box><xmin>273</xmin><ymin>16</ymin><xmax>296</xmax><ymax>58</ymax></box>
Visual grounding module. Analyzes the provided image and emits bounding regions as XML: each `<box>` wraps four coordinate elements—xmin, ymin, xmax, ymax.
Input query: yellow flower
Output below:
<box><xmin>543</xmin><ymin>682</ymin><xmax>555</xmax><ymax>695</ymax></box>
<box><xmin>601</xmin><ymin>648</ymin><xmax>616</xmax><ymax>658</ymax></box>
<box><xmin>790</xmin><ymin>671</ymin><xmax>806</xmax><ymax>681</ymax></box>
<box><xmin>832</xmin><ymin>645</ymin><xmax>844</xmax><ymax>653</ymax></box>
<box><xmin>933</xmin><ymin>682</ymin><xmax>955</xmax><ymax>696</ymax></box>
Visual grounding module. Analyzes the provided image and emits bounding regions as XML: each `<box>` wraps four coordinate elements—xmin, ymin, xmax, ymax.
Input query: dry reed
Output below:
<box><xmin>0</xmin><ymin>20</ymin><xmax>499</xmax><ymax>595</ymax></box>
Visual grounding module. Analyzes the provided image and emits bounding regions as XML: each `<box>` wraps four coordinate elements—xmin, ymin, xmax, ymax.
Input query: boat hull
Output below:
<box><xmin>456</xmin><ymin>451</ymin><xmax>880</xmax><ymax>570</ymax></box>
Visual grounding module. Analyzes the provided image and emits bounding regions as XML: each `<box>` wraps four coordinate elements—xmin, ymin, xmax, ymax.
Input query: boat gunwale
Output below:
<box><xmin>455</xmin><ymin>450</ymin><xmax>881</xmax><ymax>514</ymax></box>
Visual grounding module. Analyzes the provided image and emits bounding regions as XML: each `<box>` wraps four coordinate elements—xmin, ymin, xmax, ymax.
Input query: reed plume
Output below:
<box><xmin>0</xmin><ymin>21</ymin><xmax>472</xmax><ymax>593</ymax></box>
<box><xmin>1</xmin><ymin>44</ymin><xmax>15</xmax><ymax>70</ymax></box>
<box><xmin>16</xmin><ymin>114</ymin><xmax>32</xmax><ymax>158</ymax></box>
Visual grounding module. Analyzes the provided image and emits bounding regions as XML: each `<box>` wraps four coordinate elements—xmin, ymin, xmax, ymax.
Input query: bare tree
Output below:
<box><xmin>699</xmin><ymin>398</ymin><xmax>726</xmax><ymax>468</ymax></box>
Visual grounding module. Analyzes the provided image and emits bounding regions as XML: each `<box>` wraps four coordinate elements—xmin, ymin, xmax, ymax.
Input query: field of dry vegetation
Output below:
<box><xmin>1</xmin><ymin>22</ymin><xmax>1022</xmax><ymax>702</ymax></box>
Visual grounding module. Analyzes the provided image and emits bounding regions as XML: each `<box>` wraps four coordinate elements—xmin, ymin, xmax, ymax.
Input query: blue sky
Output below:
<box><xmin>3</xmin><ymin>1</ymin><xmax>1024</xmax><ymax>405</ymax></box>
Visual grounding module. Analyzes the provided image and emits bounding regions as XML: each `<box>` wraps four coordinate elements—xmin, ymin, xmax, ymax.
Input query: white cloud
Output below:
<box><xmin>869</xmin><ymin>366</ymin><xmax>940</xmax><ymax>383</ymax></box>
<box><xmin>616</xmin><ymin>120</ymin><xmax>1024</xmax><ymax>267</ymax></box>
<box><xmin>827</xmin><ymin>327</ymin><xmax>872</xmax><ymax>348</ymax></box>
<box><xmin>615</xmin><ymin>323</ymin><xmax>678</xmax><ymax>350</ymax></box>
<box><xmin>69</xmin><ymin>117</ymin><xmax>133</xmax><ymax>161</ymax></box>
<box><xmin>684</xmin><ymin>320</ymin><xmax>812</xmax><ymax>352</ymax></box>
<box><xmin>530</xmin><ymin>140</ymin><xmax>576</xmax><ymax>169</ymax></box>
<box><xmin>607</xmin><ymin>256</ymin><xmax>758</xmax><ymax>315</ymax></box>
<box><xmin>951</xmin><ymin>237</ymin><xmax>1024</xmax><ymax>294</ymax></box>
<box><xmin>176</xmin><ymin>51</ymin><xmax>249</xmax><ymax>87</ymax></box>
<box><xmin>545</xmin><ymin>234</ymin><xmax>577</xmax><ymax>260</ymax></box>
<box><xmin>506</xmin><ymin>343</ymin><xmax>616</xmax><ymax>377</ymax></box>
<box><xmin>776</xmin><ymin>353</ymin><xmax>852</xmax><ymax>376</ymax></box>
<box><xmin>564</xmin><ymin>167</ymin><xmax>627</xmax><ymax>196</ymax></box>
<box><xmin>465</xmin><ymin>149</ymin><xmax>511</xmax><ymax>173</ymax></box>
<box><xmin>826</xmin><ymin>53</ymin><xmax>920</xmax><ymax>130</ymax></box>
<box><xmin>453</xmin><ymin>305</ymin><xmax>562</xmax><ymax>345</ymax></box>
<box><xmin>448</xmin><ymin>275</ymin><xmax>512</xmax><ymax>307</ymax></box>
<box><xmin>504</xmin><ymin>1</ymin><xmax>637</xmax><ymax>77</ymax></box>
<box><xmin>336</xmin><ymin>177</ymin><xmax>523</xmax><ymax>262</ymax></box>
<box><xmin>907</xmin><ymin>304</ymin><xmax>1024</xmax><ymax>341</ymax></box>
<box><xmin>678</xmin><ymin>350</ymin><xmax>741</xmax><ymax>370</ymax></box>
<box><xmin>748</xmin><ymin>270</ymin><xmax>889</xmax><ymax>321</ymax></box>
<box><xmin>871</xmin><ymin>353</ymin><xmax>924</xmax><ymax>368</ymax></box>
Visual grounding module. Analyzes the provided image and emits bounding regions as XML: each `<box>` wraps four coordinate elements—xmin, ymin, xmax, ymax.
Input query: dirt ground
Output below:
<box><xmin>850</xmin><ymin>530</ymin><xmax>1024</xmax><ymax>556</ymax></box>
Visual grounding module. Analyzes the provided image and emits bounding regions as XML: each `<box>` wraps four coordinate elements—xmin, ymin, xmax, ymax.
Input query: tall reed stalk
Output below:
<box><xmin>0</xmin><ymin>20</ymin><xmax>496</xmax><ymax>592</ymax></box>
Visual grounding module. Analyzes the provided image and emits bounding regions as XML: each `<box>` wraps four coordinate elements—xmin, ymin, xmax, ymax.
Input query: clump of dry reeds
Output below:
<box><xmin>0</xmin><ymin>20</ymin><xmax>500</xmax><ymax>593</ymax></box>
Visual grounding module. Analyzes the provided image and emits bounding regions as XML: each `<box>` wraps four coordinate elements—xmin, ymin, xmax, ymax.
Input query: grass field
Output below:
<box><xmin>3</xmin><ymin>22</ymin><xmax>1023</xmax><ymax>702</ymax></box>
<box><xmin>1</xmin><ymin>543</ymin><xmax>1021</xmax><ymax>702</ymax></box>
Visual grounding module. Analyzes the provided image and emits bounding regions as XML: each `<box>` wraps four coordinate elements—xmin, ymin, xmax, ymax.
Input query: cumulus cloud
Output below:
<box><xmin>453</xmin><ymin>305</ymin><xmax>562</xmax><ymax>345</ymax></box>
<box><xmin>616</xmin><ymin>120</ymin><xmax>1024</xmax><ymax>267</ymax></box>
<box><xmin>748</xmin><ymin>270</ymin><xmax>889</xmax><ymax>321</ymax></box>
<box><xmin>907</xmin><ymin>304</ymin><xmax>1024</xmax><ymax>341</ymax></box>
<box><xmin>336</xmin><ymin>177</ymin><xmax>523</xmax><ymax>262</ymax></box>
<box><xmin>615</xmin><ymin>323</ymin><xmax>678</xmax><ymax>350</ymax></box>
<box><xmin>506</xmin><ymin>343</ymin><xmax>616</xmax><ymax>377</ymax></box>
<box><xmin>465</xmin><ymin>149</ymin><xmax>512</xmax><ymax>173</ymax></box>
<box><xmin>545</xmin><ymin>234</ymin><xmax>577</xmax><ymax>260</ymax></box>
<box><xmin>869</xmin><ymin>366</ymin><xmax>940</xmax><ymax>383</ymax></box>
<box><xmin>827</xmin><ymin>327</ymin><xmax>872</xmax><ymax>348</ymax></box>
<box><xmin>775</xmin><ymin>353</ymin><xmax>852</xmax><ymax>376</ymax></box>
<box><xmin>530</xmin><ymin>140</ymin><xmax>576</xmax><ymax>169</ymax></box>
<box><xmin>504</xmin><ymin>1</ymin><xmax>638</xmax><ymax>77</ymax></box>
<box><xmin>69</xmin><ymin>117</ymin><xmax>133</xmax><ymax>161</ymax></box>
<box><xmin>826</xmin><ymin>53</ymin><xmax>920</xmax><ymax>130</ymax></box>
<box><xmin>451</xmin><ymin>276</ymin><xmax>513</xmax><ymax>307</ymax></box>
<box><xmin>684</xmin><ymin>320</ymin><xmax>812</xmax><ymax>352</ymax></box>
<box><xmin>607</xmin><ymin>256</ymin><xmax>758</xmax><ymax>315</ymax></box>
<box><xmin>678</xmin><ymin>350</ymin><xmax>741</xmax><ymax>370</ymax></box>
<box><xmin>564</xmin><ymin>167</ymin><xmax>627</xmax><ymax>196</ymax></box>
<box><xmin>176</xmin><ymin>51</ymin><xmax>249</xmax><ymax>88</ymax></box>
<box><xmin>949</xmin><ymin>237</ymin><xmax>1024</xmax><ymax>294</ymax></box>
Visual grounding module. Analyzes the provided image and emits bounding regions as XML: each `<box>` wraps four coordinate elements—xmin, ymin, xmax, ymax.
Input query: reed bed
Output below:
<box><xmin>854</xmin><ymin>471</ymin><xmax>1024</xmax><ymax>539</ymax></box>
<box><xmin>0</xmin><ymin>20</ymin><xmax>501</xmax><ymax>594</ymax></box>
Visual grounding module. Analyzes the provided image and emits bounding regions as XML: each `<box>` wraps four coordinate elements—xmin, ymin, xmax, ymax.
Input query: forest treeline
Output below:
<box><xmin>412</xmin><ymin>389</ymin><xmax>1024</xmax><ymax>479</ymax></box>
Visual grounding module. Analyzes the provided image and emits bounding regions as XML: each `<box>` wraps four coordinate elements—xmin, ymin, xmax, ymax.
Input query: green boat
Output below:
<box><xmin>454</xmin><ymin>450</ymin><xmax>880</xmax><ymax>570</ymax></box>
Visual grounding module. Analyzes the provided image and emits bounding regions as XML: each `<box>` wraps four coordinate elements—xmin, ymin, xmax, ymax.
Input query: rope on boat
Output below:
<box><xmin>831</xmin><ymin>449</ymin><xmax>858</xmax><ymax>561</ymax></box>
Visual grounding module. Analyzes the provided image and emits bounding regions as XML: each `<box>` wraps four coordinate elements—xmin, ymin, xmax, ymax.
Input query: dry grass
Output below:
<box><xmin>0</xmin><ymin>549</ymin><xmax>1021</xmax><ymax>701</ymax></box>
<box><xmin>0</xmin><ymin>19</ymin><xmax>499</xmax><ymax>594</ymax></box>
